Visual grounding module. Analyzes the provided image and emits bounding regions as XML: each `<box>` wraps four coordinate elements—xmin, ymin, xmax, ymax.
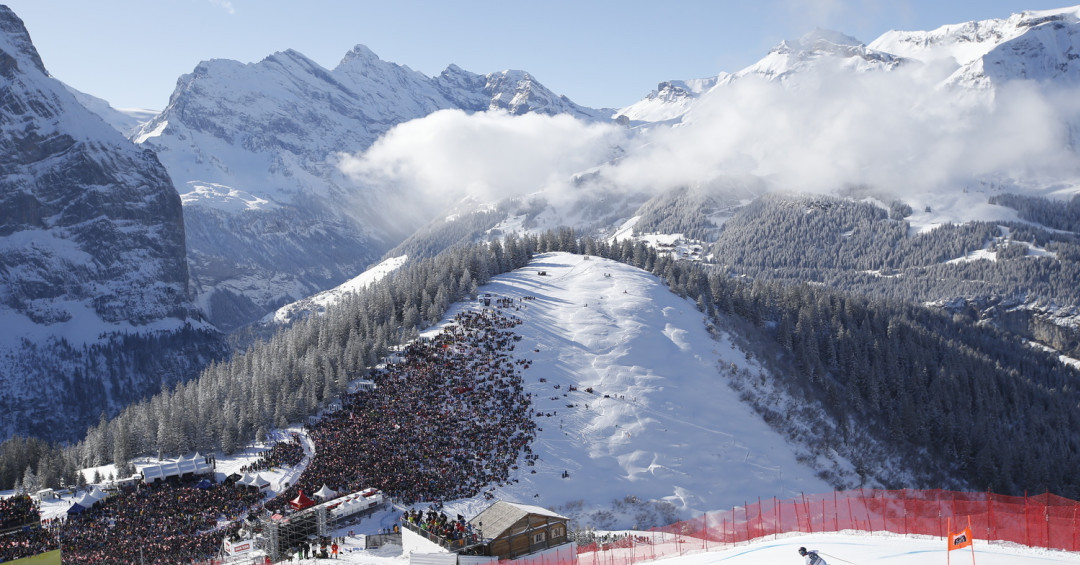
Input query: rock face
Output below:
<box><xmin>0</xmin><ymin>6</ymin><xmax>224</xmax><ymax>442</ymax></box>
<box><xmin>133</xmin><ymin>45</ymin><xmax>614</xmax><ymax>332</ymax></box>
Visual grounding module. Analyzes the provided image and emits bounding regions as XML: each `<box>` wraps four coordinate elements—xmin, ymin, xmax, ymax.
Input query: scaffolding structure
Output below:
<box><xmin>252</xmin><ymin>487</ymin><xmax>387</xmax><ymax>562</ymax></box>
<box><xmin>263</xmin><ymin>507</ymin><xmax>325</xmax><ymax>561</ymax></box>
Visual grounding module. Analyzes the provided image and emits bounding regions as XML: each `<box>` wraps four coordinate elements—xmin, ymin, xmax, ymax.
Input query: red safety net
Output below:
<box><xmin>565</xmin><ymin>490</ymin><xmax>1080</xmax><ymax>565</ymax></box>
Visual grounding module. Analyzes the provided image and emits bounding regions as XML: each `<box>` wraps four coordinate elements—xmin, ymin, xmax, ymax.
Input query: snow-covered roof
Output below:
<box><xmin>469</xmin><ymin>501</ymin><xmax>567</xmax><ymax>539</ymax></box>
<box><xmin>140</xmin><ymin>457</ymin><xmax>213</xmax><ymax>481</ymax></box>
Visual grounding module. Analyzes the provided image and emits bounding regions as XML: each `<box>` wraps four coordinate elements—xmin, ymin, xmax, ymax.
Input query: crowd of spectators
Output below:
<box><xmin>401</xmin><ymin>507</ymin><xmax>478</xmax><ymax>547</ymax></box>
<box><xmin>0</xmin><ymin>525</ymin><xmax>55</xmax><ymax>562</ymax></box>
<box><xmin>0</xmin><ymin>494</ymin><xmax>39</xmax><ymax>532</ymax></box>
<box><xmin>268</xmin><ymin>301</ymin><xmax>537</xmax><ymax>512</ymax></box>
<box><xmin>54</xmin><ymin>477</ymin><xmax>263</xmax><ymax>565</ymax></box>
<box><xmin>2</xmin><ymin>296</ymin><xmax>539</xmax><ymax>563</ymax></box>
<box><xmin>0</xmin><ymin>494</ymin><xmax>54</xmax><ymax>561</ymax></box>
<box><xmin>240</xmin><ymin>433</ymin><xmax>305</xmax><ymax>474</ymax></box>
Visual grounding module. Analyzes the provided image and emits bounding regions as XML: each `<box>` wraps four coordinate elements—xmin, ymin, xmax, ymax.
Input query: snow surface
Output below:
<box><xmin>13</xmin><ymin>252</ymin><xmax>1080</xmax><ymax>564</ymax></box>
<box><xmin>268</xmin><ymin>255</ymin><xmax>409</xmax><ymax>324</ymax></box>
<box><xmin>416</xmin><ymin>253</ymin><xmax>833</xmax><ymax>523</ymax></box>
<box><xmin>250</xmin><ymin>530</ymin><xmax>1080</xmax><ymax>565</ymax></box>
<box><xmin>180</xmin><ymin>181</ymin><xmax>280</xmax><ymax>212</ymax></box>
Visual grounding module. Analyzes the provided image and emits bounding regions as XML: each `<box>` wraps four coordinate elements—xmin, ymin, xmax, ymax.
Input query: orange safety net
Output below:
<box><xmin>563</xmin><ymin>489</ymin><xmax>1080</xmax><ymax>565</ymax></box>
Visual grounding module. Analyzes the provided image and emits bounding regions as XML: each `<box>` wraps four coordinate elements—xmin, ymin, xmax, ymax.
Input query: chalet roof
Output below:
<box><xmin>469</xmin><ymin>501</ymin><xmax>567</xmax><ymax>539</ymax></box>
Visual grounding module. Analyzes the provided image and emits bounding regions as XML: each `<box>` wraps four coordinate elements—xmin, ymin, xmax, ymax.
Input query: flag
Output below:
<box><xmin>948</xmin><ymin>527</ymin><xmax>973</xmax><ymax>551</ymax></box>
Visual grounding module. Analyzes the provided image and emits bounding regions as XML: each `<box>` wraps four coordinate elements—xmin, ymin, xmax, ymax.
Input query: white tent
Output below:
<box><xmin>314</xmin><ymin>484</ymin><xmax>337</xmax><ymax>500</ymax></box>
<box><xmin>74</xmin><ymin>491</ymin><xmax>103</xmax><ymax>508</ymax></box>
<box><xmin>249</xmin><ymin>474</ymin><xmax>271</xmax><ymax>490</ymax></box>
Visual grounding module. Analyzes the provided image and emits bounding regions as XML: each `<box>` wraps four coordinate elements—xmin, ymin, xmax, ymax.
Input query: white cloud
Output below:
<box><xmin>208</xmin><ymin>0</ymin><xmax>236</xmax><ymax>15</ymax></box>
<box><xmin>337</xmin><ymin>109</ymin><xmax>628</xmax><ymax>212</ymax></box>
<box><xmin>339</xmin><ymin>59</ymin><xmax>1080</xmax><ymax>227</ymax></box>
<box><xmin>603</xmin><ymin>60</ymin><xmax>1080</xmax><ymax>199</ymax></box>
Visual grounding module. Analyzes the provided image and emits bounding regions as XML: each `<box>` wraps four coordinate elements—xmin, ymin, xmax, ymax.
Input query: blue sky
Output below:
<box><xmin>3</xmin><ymin>0</ymin><xmax>1075</xmax><ymax>111</ymax></box>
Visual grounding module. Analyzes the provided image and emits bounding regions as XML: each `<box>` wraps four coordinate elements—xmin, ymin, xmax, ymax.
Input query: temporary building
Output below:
<box><xmin>74</xmin><ymin>489</ymin><xmax>105</xmax><ymax>508</ymax></box>
<box><xmin>314</xmin><ymin>484</ymin><xmax>337</xmax><ymax>500</ymax></box>
<box><xmin>250</xmin><ymin>474</ymin><xmax>271</xmax><ymax>490</ymax></box>
<box><xmin>327</xmin><ymin>488</ymin><xmax>386</xmax><ymax>522</ymax></box>
<box><xmin>290</xmin><ymin>489</ymin><xmax>316</xmax><ymax>510</ymax></box>
<box><xmin>140</xmin><ymin>454</ymin><xmax>213</xmax><ymax>483</ymax></box>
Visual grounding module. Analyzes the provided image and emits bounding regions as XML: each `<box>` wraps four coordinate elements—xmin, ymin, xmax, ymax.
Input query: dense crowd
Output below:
<box><xmin>0</xmin><ymin>494</ymin><xmax>38</xmax><ymax>532</ymax></box>
<box><xmin>401</xmin><ymin>507</ymin><xmax>478</xmax><ymax>546</ymax></box>
<box><xmin>269</xmin><ymin>302</ymin><xmax>537</xmax><ymax>511</ymax></box>
<box><xmin>0</xmin><ymin>494</ymin><xmax>54</xmax><ymax>561</ymax></box>
<box><xmin>240</xmin><ymin>433</ymin><xmax>305</xmax><ymax>474</ymax></box>
<box><xmin>2</xmin><ymin>296</ymin><xmax>539</xmax><ymax>563</ymax></box>
<box><xmin>54</xmin><ymin>477</ymin><xmax>263</xmax><ymax>565</ymax></box>
<box><xmin>0</xmin><ymin>525</ymin><xmax>56</xmax><ymax>562</ymax></box>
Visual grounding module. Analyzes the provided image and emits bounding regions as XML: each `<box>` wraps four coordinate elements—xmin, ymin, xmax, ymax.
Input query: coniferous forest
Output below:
<box><xmin>3</xmin><ymin>226</ymin><xmax>1080</xmax><ymax>501</ymax></box>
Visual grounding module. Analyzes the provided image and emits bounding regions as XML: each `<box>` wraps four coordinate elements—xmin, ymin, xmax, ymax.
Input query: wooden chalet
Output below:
<box><xmin>469</xmin><ymin>501</ymin><xmax>570</xmax><ymax>560</ymax></box>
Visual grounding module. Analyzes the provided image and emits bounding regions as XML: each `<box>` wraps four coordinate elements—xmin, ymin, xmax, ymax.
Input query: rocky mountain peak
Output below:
<box><xmin>0</xmin><ymin>4</ymin><xmax>224</xmax><ymax>441</ymax></box>
<box><xmin>0</xmin><ymin>5</ymin><xmax>45</xmax><ymax>76</ymax></box>
<box><xmin>337</xmin><ymin>43</ymin><xmax>384</xmax><ymax>70</ymax></box>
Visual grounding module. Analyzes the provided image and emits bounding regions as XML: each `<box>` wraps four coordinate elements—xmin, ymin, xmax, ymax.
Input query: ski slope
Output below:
<box><xmin>431</xmin><ymin>252</ymin><xmax>835</xmax><ymax>525</ymax></box>
<box><xmin>307</xmin><ymin>531</ymin><xmax>1080</xmax><ymax>565</ymax></box>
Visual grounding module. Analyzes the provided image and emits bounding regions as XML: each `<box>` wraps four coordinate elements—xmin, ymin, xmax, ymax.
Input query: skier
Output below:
<box><xmin>798</xmin><ymin>547</ymin><xmax>828</xmax><ymax>565</ymax></box>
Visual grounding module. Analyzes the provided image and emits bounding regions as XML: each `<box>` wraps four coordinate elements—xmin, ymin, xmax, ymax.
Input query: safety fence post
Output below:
<box><xmin>1025</xmin><ymin>491</ymin><xmax>1031</xmax><ymax>548</ymax></box>
<box><xmin>1044</xmin><ymin>491</ymin><xmax>1049</xmax><ymax>551</ymax></box>
<box><xmin>703</xmin><ymin>513</ymin><xmax>708</xmax><ymax>552</ymax></box>
<box><xmin>744</xmin><ymin>500</ymin><xmax>750</xmax><ymax>543</ymax></box>
<box><xmin>774</xmin><ymin>497</ymin><xmax>780</xmax><ymax>540</ymax></box>
<box><xmin>901</xmin><ymin>488</ymin><xmax>908</xmax><ymax>536</ymax></box>
<box><xmin>833</xmin><ymin>491</ymin><xmax>839</xmax><ymax>533</ymax></box>
<box><xmin>846</xmin><ymin>493</ymin><xmax>855</xmax><ymax>535</ymax></box>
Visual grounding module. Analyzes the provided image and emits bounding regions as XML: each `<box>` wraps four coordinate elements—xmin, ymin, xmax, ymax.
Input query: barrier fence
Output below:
<box><xmin>567</xmin><ymin>489</ymin><xmax>1080</xmax><ymax>565</ymax></box>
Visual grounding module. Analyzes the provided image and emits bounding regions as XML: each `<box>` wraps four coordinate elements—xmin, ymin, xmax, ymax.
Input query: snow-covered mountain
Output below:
<box><xmin>63</xmin><ymin>84</ymin><xmax>157</xmax><ymax>137</ymax></box>
<box><xmin>615</xmin><ymin>77</ymin><xmax>723</xmax><ymax>124</ymax></box>
<box><xmin>736</xmin><ymin>28</ymin><xmax>907</xmax><ymax>83</ymax></box>
<box><xmin>0</xmin><ymin>6</ymin><xmax>224</xmax><ymax>442</ymax></box>
<box><xmin>615</xmin><ymin>29</ymin><xmax>906</xmax><ymax>124</ymax></box>
<box><xmin>870</xmin><ymin>6</ymin><xmax>1080</xmax><ymax>88</ymax></box>
<box><xmin>133</xmin><ymin>44</ymin><xmax>615</xmax><ymax>331</ymax></box>
<box><xmin>266</xmin><ymin>254</ymin><xmax>408</xmax><ymax>326</ymax></box>
<box><xmin>618</xmin><ymin>7</ymin><xmax>1080</xmax><ymax>123</ymax></box>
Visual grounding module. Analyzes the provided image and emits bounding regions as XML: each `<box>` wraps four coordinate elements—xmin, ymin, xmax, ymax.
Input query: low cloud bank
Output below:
<box><xmin>610</xmin><ymin>61</ymin><xmax>1080</xmax><ymax>197</ymax></box>
<box><xmin>337</xmin><ymin>109</ymin><xmax>628</xmax><ymax>214</ymax></box>
<box><xmin>340</xmin><ymin>61</ymin><xmax>1080</xmax><ymax>214</ymax></box>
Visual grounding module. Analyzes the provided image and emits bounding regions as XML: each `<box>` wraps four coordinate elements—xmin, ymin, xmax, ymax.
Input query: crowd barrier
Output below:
<box><xmin>566</xmin><ymin>489</ymin><xmax>1080</xmax><ymax>565</ymax></box>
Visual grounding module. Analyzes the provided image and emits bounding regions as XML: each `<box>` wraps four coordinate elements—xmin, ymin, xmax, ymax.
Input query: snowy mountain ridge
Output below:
<box><xmin>618</xmin><ymin>5</ymin><xmax>1080</xmax><ymax>122</ymax></box>
<box><xmin>131</xmin><ymin>42</ymin><xmax>615</xmax><ymax>332</ymax></box>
